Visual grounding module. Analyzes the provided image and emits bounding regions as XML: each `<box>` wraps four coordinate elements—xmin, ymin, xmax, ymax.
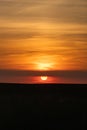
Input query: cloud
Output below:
<box><xmin>0</xmin><ymin>69</ymin><xmax>87</xmax><ymax>77</ymax></box>
<box><xmin>0</xmin><ymin>0</ymin><xmax>87</xmax><ymax>24</ymax></box>
<box><xmin>0</xmin><ymin>69</ymin><xmax>87</xmax><ymax>84</ymax></box>
<box><xmin>0</xmin><ymin>0</ymin><xmax>87</xmax><ymax>41</ymax></box>
<box><xmin>0</xmin><ymin>31</ymin><xmax>40</xmax><ymax>39</ymax></box>
<box><xmin>0</xmin><ymin>0</ymin><xmax>87</xmax><ymax>71</ymax></box>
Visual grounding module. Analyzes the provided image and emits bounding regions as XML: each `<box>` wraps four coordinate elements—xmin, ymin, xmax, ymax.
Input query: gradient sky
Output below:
<box><xmin>0</xmin><ymin>0</ymin><xmax>87</xmax><ymax>83</ymax></box>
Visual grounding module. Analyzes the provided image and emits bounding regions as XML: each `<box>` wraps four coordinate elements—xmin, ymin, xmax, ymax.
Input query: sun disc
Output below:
<box><xmin>41</xmin><ymin>76</ymin><xmax>48</xmax><ymax>81</ymax></box>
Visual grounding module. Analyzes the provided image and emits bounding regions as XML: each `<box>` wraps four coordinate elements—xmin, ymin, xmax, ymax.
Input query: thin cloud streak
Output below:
<box><xmin>0</xmin><ymin>69</ymin><xmax>87</xmax><ymax>79</ymax></box>
<box><xmin>0</xmin><ymin>70</ymin><xmax>87</xmax><ymax>84</ymax></box>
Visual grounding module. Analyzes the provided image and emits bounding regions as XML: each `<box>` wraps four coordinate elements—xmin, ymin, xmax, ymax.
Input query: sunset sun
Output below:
<box><xmin>41</xmin><ymin>76</ymin><xmax>48</xmax><ymax>81</ymax></box>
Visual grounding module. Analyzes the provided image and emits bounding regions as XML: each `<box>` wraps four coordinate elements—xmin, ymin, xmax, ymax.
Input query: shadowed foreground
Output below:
<box><xmin>0</xmin><ymin>83</ymin><xmax>87</xmax><ymax>129</ymax></box>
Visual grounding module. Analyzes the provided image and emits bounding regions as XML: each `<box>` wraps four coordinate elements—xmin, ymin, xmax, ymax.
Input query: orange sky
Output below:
<box><xmin>0</xmin><ymin>0</ymin><xmax>87</xmax><ymax>72</ymax></box>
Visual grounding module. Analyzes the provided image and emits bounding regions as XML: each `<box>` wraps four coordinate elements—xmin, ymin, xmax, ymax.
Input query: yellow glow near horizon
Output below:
<box><xmin>37</xmin><ymin>63</ymin><xmax>52</xmax><ymax>70</ymax></box>
<box><xmin>33</xmin><ymin>54</ymin><xmax>56</xmax><ymax>71</ymax></box>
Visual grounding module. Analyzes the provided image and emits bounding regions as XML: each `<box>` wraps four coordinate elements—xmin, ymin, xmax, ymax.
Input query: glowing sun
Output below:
<box><xmin>41</xmin><ymin>76</ymin><xmax>48</xmax><ymax>81</ymax></box>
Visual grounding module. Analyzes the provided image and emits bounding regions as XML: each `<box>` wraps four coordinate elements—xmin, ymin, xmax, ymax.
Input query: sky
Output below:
<box><xmin>0</xmin><ymin>0</ymin><xmax>87</xmax><ymax>83</ymax></box>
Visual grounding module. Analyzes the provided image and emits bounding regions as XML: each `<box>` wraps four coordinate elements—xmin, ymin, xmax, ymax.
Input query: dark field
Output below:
<box><xmin>0</xmin><ymin>83</ymin><xmax>87</xmax><ymax>129</ymax></box>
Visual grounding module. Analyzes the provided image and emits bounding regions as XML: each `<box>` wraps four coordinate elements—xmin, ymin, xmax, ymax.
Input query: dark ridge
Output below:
<box><xmin>0</xmin><ymin>83</ymin><xmax>87</xmax><ymax>129</ymax></box>
<box><xmin>0</xmin><ymin>83</ymin><xmax>87</xmax><ymax>95</ymax></box>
